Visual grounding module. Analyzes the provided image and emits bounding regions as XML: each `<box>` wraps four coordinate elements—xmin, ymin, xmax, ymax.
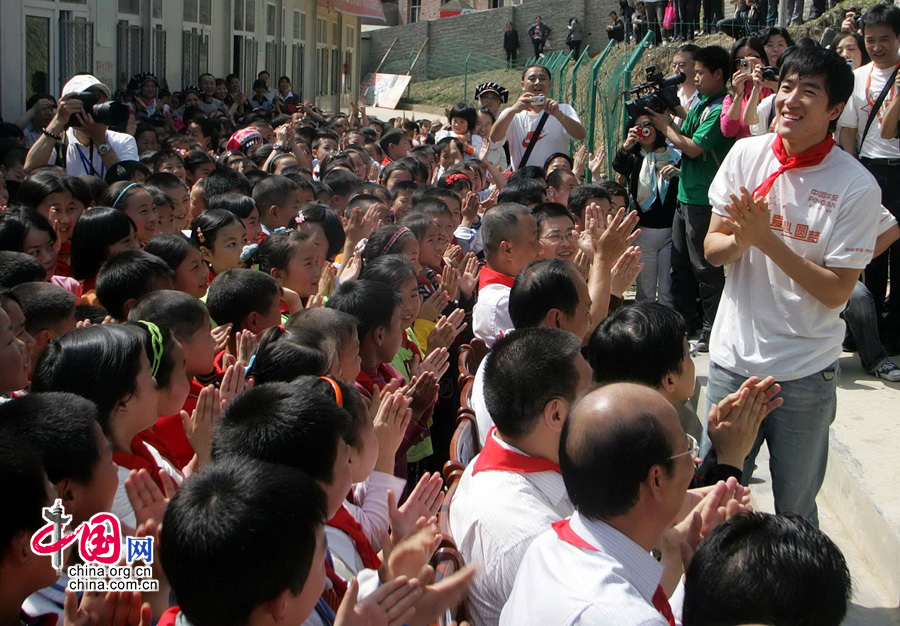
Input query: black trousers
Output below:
<box><xmin>862</xmin><ymin>159</ymin><xmax>900</xmax><ymax>341</ymax></box>
<box><xmin>533</xmin><ymin>38</ymin><xmax>545</xmax><ymax>57</ymax></box>
<box><xmin>671</xmin><ymin>202</ymin><xmax>725</xmax><ymax>332</ymax></box>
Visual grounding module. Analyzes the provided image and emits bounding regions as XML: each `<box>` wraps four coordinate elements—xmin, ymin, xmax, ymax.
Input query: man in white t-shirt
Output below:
<box><xmin>23</xmin><ymin>75</ymin><xmax>139</xmax><ymax>178</ymax></box>
<box><xmin>489</xmin><ymin>65</ymin><xmax>586</xmax><ymax>171</ymax></box>
<box><xmin>838</xmin><ymin>4</ymin><xmax>900</xmax><ymax>354</ymax></box>
<box><xmin>704</xmin><ymin>46</ymin><xmax>882</xmax><ymax>526</ymax></box>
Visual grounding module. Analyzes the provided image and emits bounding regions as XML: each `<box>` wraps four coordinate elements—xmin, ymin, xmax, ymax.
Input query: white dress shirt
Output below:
<box><xmin>473</xmin><ymin>267</ymin><xmax>515</xmax><ymax>349</ymax></box>
<box><xmin>471</xmin><ymin>355</ymin><xmax>493</xmax><ymax>447</ymax></box>
<box><xmin>500</xmin><ymin>511</ymin><xmax>671</xmax><ymax>626</ymax></box>
<box><xmin>449</xmin><ymin>430</ymin><xmax>573</xmax><ymax>626</ymax></box>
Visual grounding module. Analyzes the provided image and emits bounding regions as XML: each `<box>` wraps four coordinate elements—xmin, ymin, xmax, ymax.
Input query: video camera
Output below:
<box><xmin>624</xmin><ymin>66</ymin><xmax>686</xmax><ymax>120</ymax></box>
<box><xmin>67</xmin><ymin>91</ymin><xmax>129</xmax><ymax>130</ymax></box>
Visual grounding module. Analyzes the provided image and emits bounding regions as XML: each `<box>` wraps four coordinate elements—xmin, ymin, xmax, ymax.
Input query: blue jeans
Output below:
<box><xmin>843</xmin><ymin>281</ymin><xmax>887</xmax><ymax>373</ymax></box>
<box><xmin>706</xmin><ymin>360</ymin><xmax>838</xmax><ymax>527</ymax></box>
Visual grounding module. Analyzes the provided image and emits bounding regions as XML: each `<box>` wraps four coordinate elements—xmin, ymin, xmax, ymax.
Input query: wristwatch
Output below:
<box><xmin>97</xmin><ymin>143</ymin><xmax>112</xmax><ymax>156</ymax></box>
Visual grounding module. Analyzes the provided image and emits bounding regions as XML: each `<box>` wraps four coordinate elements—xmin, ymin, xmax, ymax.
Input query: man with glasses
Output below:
<box><xmin>589</xmin><ymin>301</ymin><xmax>782</xmax><ymax>487</ymax></box>
<box><xmin>501</xmin><ymin>383</ymin><xmax>749</xmax><ymax>626</ymax></box>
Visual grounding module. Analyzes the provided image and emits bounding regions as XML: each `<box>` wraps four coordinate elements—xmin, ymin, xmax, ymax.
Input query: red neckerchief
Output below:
<box><xmin>56</xmin><ymin>240</ymin><xmax>71</xmax><ymax>277</ymax></box>
<box><xmin>82</xmin><ymin>275</ymin><xmax>97</xmax><ymax>294</ymax></box>
<box><xmin>327</xmin><ymin>504</ymin><xmax>382</xmax><ymax>570</ymax></box>
<box><xmin>355</xmin><ymin>363</ymin><xmax>403</xmax><ymax>398</ymax></box>
<box><xmin>213</xmin><ymin>348</ymin><xmax>229</xmax><ymax>378</ymax></box>
<box><xmin>753</xmin><ymin>134</ymin><xmax>836</xmax><ymax>199</ymax></box>
<box><xmin>208</xmin><ymin>268</ymin><xmax>217</xmax><ymax>284</ymax></box>
<box><xmin>20</xmin><ymin>609</ymin><xmax>58</xmax><ymax>626</ymax></box>
<box><xmin>279</xmin><ymin>299</ymin><xmax>290</xmax><ymax>315</ymax></box>
<box><xmin>552</xmin><ymin>519</ymin><xmax>675</xmax><ymax>626</ymax></box>
<box><xmin>478</xmin><ymin>265</ymin><xmax>515</xmax><ymax>291</ymax></box>
<box><xmin>472</xmin><ymin>428</ymin><xmax>561</xmax><ymax>475</ymax></box>
<box><xmin>381</xmin><ymin>156</ymin><xmax>393</xmax><ymax>166</ymax></box>
<box><xmin>156</xmin><ymin>607</ymin><xmax>179</xmax><ymax>626</ymax></box>
<box><xmin>114</xmin><ymin>435</ymin><xmax>183</xmax><ymax>493</ymax></box>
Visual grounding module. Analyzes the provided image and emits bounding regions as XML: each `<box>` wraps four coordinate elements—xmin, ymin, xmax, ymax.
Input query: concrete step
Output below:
<box><xmin>691</xmin><ymin>351</ymin><xmax>900</xmax><ymax>624</ymax></box>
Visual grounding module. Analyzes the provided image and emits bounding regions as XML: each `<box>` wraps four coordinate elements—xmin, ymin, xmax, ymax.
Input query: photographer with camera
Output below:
<box><xmin>643</xmin><ymin>45</ymin><xmax>734</xmax><ymax>352</ymax></box>
<box><xmin>24</xmin><ymin>75</ymin><xmax>137</xmax><ymax>178</ymax></box>
<box><xmin>490</xmin><ymin>65</ymin><xmax>585</xmax><ymax>171</ymax></box>
<box><xmin>613</xmin><ymin>115</ymin><xmax>680</xmax><ymax>307</ymax></box>
<box><xmin>721</xmin><ymin>37</ymin><xmax>773</xmax><ymax>140</ymax></box>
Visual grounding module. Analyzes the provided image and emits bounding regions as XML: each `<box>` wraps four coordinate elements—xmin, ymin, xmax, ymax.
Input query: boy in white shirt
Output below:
<box><xmin>704</xmin><ymin>45</ymin><xmax>882</xmax><ymax>526</ymax></box>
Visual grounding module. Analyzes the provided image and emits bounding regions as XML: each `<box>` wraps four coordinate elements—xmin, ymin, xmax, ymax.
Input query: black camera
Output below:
<box><xmin>760</xmin><ymin>66</ymin><xmax>779</xmax><ymax>81</ymax></box>
<box><xmin>67</xmin><ymin>91</ymin><xmax>129</xmax><ymax>129</ymax></box>
<box><xmin>625</xmin><ymin>67</ymin><xmax>686</xmax><ymax>120</ymax></box>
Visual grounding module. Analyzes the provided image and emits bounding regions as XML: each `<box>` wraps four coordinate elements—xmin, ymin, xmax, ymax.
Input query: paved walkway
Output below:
<box><xmin>691</xmin><ymin>350</ymin><xmax>900</xmax><ymax>624</ymax></box>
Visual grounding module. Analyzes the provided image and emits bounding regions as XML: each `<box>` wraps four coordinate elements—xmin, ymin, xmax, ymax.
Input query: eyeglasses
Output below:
<box><xmin>540</xmin><ymin>229</ymin><xmax>577</xmax><ymax>243</ymax></box>
<box><xmin>669</xmin><ymin>433</ymin><xmax>699</xmax><ymax>461</ymax></box>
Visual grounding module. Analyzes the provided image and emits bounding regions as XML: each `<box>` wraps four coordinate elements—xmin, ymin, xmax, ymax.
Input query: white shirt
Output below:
<box><xmin>839</xmin><ymin>61</ymin><xmax>900</xmax><ymax>159</ymax></box>
<box><xmin>474</xmin><ymin>269</ymin><xmax>515</xmax><ymax>348</ymax></box>
<box><xmin>63</xmin><ymin>128</ymin><xmax>139</xmax><ymax>177</ymax></box>
<box><xmin>749</xmin><ymin>93</ymin><xmax>776</xmax><ymax>136</ymax></box>
<box><xmin>505</xmin><ymin>104</ymin><xmax>581</xmax><ymax>170</ymax></box>
<box><xmin>450</xmin><ymin>431</ymin><xmax>573</xmax><ymax>626</ymax></box>
<box><xmin>708</xmin><ymin>134</ymin><xmax>881</xmax><ymax>380</ymax></box>
<box><xmin>472</xmin><ymin>355</ymin><xmax>493</xmax><ymax>447</ymax></box>
<box><xmin>435</xmin><ymin>129</ymin><xmax>485</xmax><ymax>158</ymax></box>
<box><xmin>499</xmin><ymin>511</ymin><xmax>669</xmax><ymax>626</ymax></box>
<box><xmin>676</xmin><ymin>88</ymin><xmax>701</xmax><ymax>127</ymax></box>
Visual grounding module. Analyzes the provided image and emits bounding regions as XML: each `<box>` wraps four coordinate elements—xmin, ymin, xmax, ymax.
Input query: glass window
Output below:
<box><xmin>25</xmin><ymin>15</ymin><xmax>51</xmax><ymax>100</ymax></box>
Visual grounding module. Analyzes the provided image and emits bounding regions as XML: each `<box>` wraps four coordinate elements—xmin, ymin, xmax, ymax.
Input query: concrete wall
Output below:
<box><xmin>371</xmin><ymin>0</ymin><xmax>618</xmax><ymax>79</ymax></box>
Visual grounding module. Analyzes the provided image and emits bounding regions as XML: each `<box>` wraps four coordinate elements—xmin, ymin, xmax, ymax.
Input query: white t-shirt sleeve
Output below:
<box><xmin>111</xmin><ymin>131</ymin><xmax>139</xmax><ymax>162</ymax></box>
<box><xmin>708</xmin><ymin>142</ymin><xmax>745</xmax><ymax>215</ymax></box>
<box><xmin>750</xmin><ymin>94</ymin><xmax>775</xmax><ymax>136</ymax></box>
<box><xmin>878</xmin><ymin>206</ymin><xmax>898</xmax><ymax>236</ymax></box>
<box><xmin>823</xmin><ymin>183</ymin><xmax>881</xmax><ymax>269</ymax></box>
<box><xmin>838</xmin><ymin>71</ymin><xmax>861</xmax><ymax>130</ymax></box>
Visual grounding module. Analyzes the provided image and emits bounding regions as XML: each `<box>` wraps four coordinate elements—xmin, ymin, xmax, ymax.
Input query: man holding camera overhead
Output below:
<box><xmin>644</xmin><ymin>45</ymin><xmax>734</xmax><ymax>352</ymax></box>
<box><xmin>24</xmin><ymin>74</ymin><xmax>138</xmax><ymax>177</ymax></box>
<box><xmin>490</xmin><ymin>65</ymin><xmax>586</xmax><ymax>171</ymax></box>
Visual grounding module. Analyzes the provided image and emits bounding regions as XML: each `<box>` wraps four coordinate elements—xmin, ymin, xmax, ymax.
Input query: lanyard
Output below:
<box><xmin>865</xmin><ymin>60</ymin><xmax>900</xmax><ymax>111</ymax></box>
<box><xmin>75</xmin><ymin>142</ymin><xmax>105</xmax><ymax>179</ymax></box>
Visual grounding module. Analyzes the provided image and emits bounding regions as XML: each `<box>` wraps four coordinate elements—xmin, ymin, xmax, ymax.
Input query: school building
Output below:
<box><xmin>0</xmin><ymin>0</ymin><xmax>385</xmax><ymax>121</ymax></box>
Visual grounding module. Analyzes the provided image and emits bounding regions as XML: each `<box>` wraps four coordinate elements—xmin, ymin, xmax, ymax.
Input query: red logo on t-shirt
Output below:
<box><xmin>522</xmin><ymin>130</ymin><xmax>546</xmax><ymax>148</ymax></box>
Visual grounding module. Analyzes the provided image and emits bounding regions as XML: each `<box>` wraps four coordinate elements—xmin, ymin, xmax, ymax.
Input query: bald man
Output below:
<box><xmin>500</xmin><ymin>383</ymin><xmax>746</xmax><ymax>626</ymax></box>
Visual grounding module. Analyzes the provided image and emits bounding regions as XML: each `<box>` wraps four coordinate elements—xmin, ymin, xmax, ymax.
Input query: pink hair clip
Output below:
<box><xmin>295</xmin><ymin>213</ymin><xmax>306</xmax><ymax>225</ymax></box>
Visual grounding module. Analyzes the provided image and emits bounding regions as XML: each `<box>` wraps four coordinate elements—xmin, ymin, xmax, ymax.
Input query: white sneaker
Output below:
<box><xmin>873</xmin><ymin>359</ymin><xmax>900</xmax><ymax>382</ymax></box>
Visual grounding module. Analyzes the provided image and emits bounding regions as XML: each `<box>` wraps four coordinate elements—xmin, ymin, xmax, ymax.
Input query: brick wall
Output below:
<box><xmin>367</xmin><ymin>0</ymin><xmax>618</xmax><ymax>79</ymax></box>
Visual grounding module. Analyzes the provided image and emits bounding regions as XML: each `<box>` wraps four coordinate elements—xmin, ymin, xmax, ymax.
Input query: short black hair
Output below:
<box><xmin>10</xmin><ymin>282</ymin><xmax>75</xmax><ymax>335</ymax></box>
<box><xmin>322</xmin><ymin>169</ymin><xmax>361</xmax><ymax>198</ymax></box>
<box><xmin>861</xmin><ymin>3</ymin><xmax>900</xmax><ymax>35</ymax></box>
<box><xmin>509</xmin><ymin>259</ymin><xmax>580</xmax><ymax>329</ymax></box>
<box><xmin>0</xmin><ymin>392</ymin><xmax>102</xmax><ymax>485</ymax></box>
<box><xmin>161</xmin><ymin>457</ymin><xmax>327</xmax><ymax>626</ymax></box>
<box><xmin>14</xmin><ymin>171</ymin><xmax>71</xmax><ymax>211</ymax></box>
<box><xmin>255</xmin><ymin>229</ymin><xmax>314</xmax><ymax>275</ymax></box>
<box><xmin>252</xmin><ymin>174</ymin><xmax>300</xmax><ymax>213</ymax></box>
<box><xmin>145</xmin><ymin>171</ymin><xmax>187</xmax><ymax>193</ymax></box>
<box><xmin>684</xmin><ymin>512</ymin><xmax>851</xmax><ymax>626</ymax></box>
<box><xmin>675</xmin><ymin>43</ymin><xmax>700</xmax><ymax>57</ymax></box>
<box><xmin>379</xmin><ymin>129</ymin><xmax>407</xmax><ymax>155</ymax></box>
<box><xmin>104</xmin><ymin>160</ymin><xmax>151</xmax><ymax>185</ymax></box>
<box><xmin>482</xmin><ymin>202</ymin><xmax>532</xmax><ymax>255</ymax></box>
<box><xmin>0</xmin><ymin>207</ymin><xmax>57</xmax><ymax>253</ymax></box>
<box><xmin>148</xmin><ymin>149</ymin><xmax>185</xmax><ymax>173</ymax></box>
<box><xmin>144</xmin><ymin>232</ymin><xmax>200</xmax><ymax>274</ymax></box>
<box><xmin>206</xmin><ymin>269</ymin><xmax>280</xmax><ymax>330</ymax></box>
<box><xmin>521</xmin><ymin>64</ymin><xmax>552</xmax><ymax>81</ymax></box>
<box><xmin>497</xmin><ymin>179</ymin><xmax>545</xmax><ymax>206</ymax></box>
<box><xmin>484</xmin><ymin>327</ymin><xmax>583</xmax><ymax>438</ymax></box>
<box><xmin>299</xmin><ymin>202</ymin><xmax>346</xmax><ymax>260</ymax></box>
<box><xmin>359</xmin><ymin>253</ymin><xmax>418</xmax><ymax>291</ymax></box>
<box><xmin>248</xmin><ymin>326</ymin><xmax>330</xmax><ymax>384</ymax></box>
<box><xmin>693</xmin><ymin>45</ymin><xmax>731</xmax><ymax>82</ymax></box>
<box><xmin>779</xmin><ymin>44</ymin><xmax>854</xmax><ymax>112</ymax></box>
<box><xmin>448</xmin><ymin>102</ymin><xmax>478</xmax><ymax>134</ymax></box>
<box><xmin>96</xmin><ymin>250</ymin><xmax>173</xmax><ymax>320</ymax></box>
<box><xmin>0</xmin><ymin>251</ymin><xmax>45</xmax><ymax>287</ymax></box>
<box><xmin>545</xmin><ymin>168</ymin><xmax>576</xmax><ymax>191</ymax></box>
<box><xmin>568</xmin><ymin>185</ymin><xmax>612</xmax><ymax>223</ymax></box>
<box><xmin>532</xmin><ymin>201</ymin><xmax>575</xmax><ymax>232</ymax></box>
<box><xmin>588</xmin><ymin>303</ymin><xmax>687</xmax><ymax>387</ymax></box>
<box><xmin>326</xmin><ymin>279</ymin><xmax>400</xmax><ymax>344</ymax></box>
<box><xmin>70</xmin><ymin>207</ymin><xmax>136</xmax><ymax>281</ymax></box>
<box><xmin>560</xmin><ymin>396</ymin><xmax>674</xmax><ymax>520</ymax></box>
<box><xmin>507</xmin><ymin>165</ymin><xmax>547</xmax><ymax>186</ymax></box>
<box><xmin>32</xmin><ymin>323</ymin><xmax>149</xmax><ymax>432</ymax></box>
<box><xmin>128</xmin><ymin>289</ymin><xmax>209</xmax><ymax>342</ymax></box>
<box><xmin>0</xmin><ymin>434</ymin><xmax>48</xmax><ymax>561</ymax></box>
<box><xmin>204</xmin><ymin>166</ymin><xmax>252</xmax><ymax>199</ymax></box>
<box><xmin>191</xmin><ymin>209</ymin><xmax>241</xmax><ymax>251</ymax></box>
<box><xmin>212</xmin><ymin>382</ymin><xmax>352</xmax><ymax>484</ymax></box>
